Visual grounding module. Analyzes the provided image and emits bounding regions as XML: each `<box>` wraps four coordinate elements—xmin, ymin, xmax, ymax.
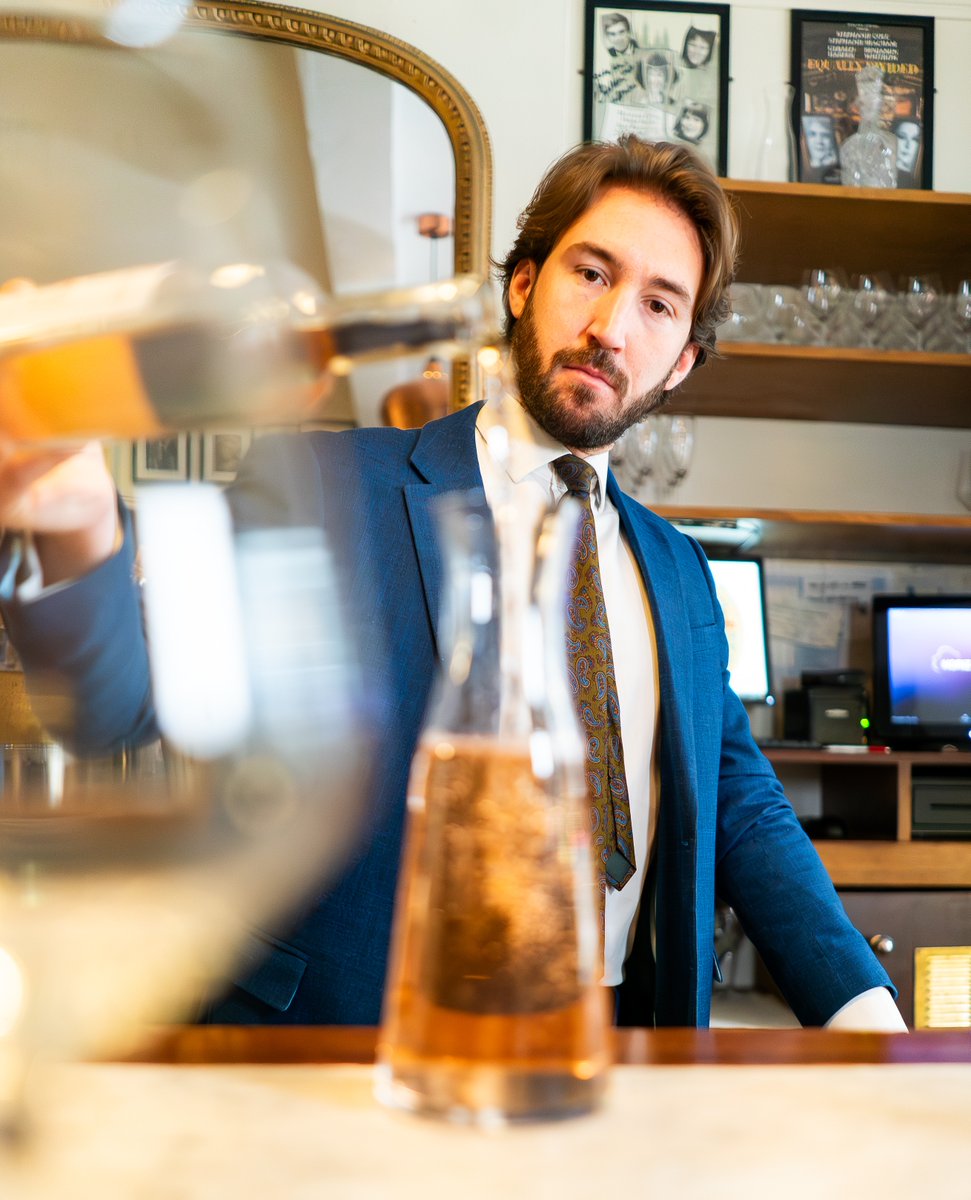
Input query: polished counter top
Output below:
<box><xmin>4</xmin><ymin>1027</ymin><xmax>970</xmax><ymax>1198</ymax></box>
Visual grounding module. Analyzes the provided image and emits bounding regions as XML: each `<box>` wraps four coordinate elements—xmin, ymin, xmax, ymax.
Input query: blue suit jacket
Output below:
<box><xmin>2</xmin><ymin>401</ymin><xmax>893</xmax><ymax>1026</ymax></box>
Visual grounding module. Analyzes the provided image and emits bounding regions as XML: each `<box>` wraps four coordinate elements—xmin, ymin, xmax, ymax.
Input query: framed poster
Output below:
<box><xmin>583</xmin><ymin>1</ymin><xmax>730</xmax><ymax>176</ymax></box>
<box><xmin>132</xmin><ymin>434</ymin><xmax>190</xmax><ymax>483</ymax></box>
<box><xmin>790</xmin><ymin>10</ymin><xmax>934</xmax><ymax>189</ymax></box>
<box><xmin>199</xmin><ymin>429</ymin><xmax>252</xmax><ymax>484</ymax></box>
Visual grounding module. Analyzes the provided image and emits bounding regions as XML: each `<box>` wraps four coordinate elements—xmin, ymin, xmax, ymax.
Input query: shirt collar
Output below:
<box><xmin>476</xmin><ymin>388</ymin><xmax>612</xmax><ymax>510</ymax></box>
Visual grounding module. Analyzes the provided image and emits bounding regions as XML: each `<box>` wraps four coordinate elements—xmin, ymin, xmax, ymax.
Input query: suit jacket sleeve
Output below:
<box><xmin>0</xmin><ymin>504</ymin><xmax>156</xmax><ymax>754</ymax></box>
<box><xmin>700</xmin><ymin>553</ymin><xmax>896</xmax><ymax>1026</ymax></box>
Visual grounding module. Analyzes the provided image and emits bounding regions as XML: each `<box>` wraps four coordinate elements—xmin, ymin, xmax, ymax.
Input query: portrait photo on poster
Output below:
<box><xmin>583</xmin><ymin>0</ymin><xmax>730</xmax><ymax>176</ymax></box>
<box><xmin>790</xmin><ymin>10</ymin><xmax>934</xmax><ymax>189</ymax></box>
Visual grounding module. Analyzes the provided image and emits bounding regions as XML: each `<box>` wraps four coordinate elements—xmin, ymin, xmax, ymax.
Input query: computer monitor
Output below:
<box><xmin>871</xmin><ymin>594</ymin><xmax>971</xmax><ymax>751</ymax></box>
<box><xmin>706</xmin><ymin>556</ymin><xmax>773</xmax><ymax>703</ymax></box>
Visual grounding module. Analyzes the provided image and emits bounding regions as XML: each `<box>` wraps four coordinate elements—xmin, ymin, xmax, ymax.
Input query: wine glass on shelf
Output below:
<box><xmin>950</xmin><ymin>279</ymin><xmax>971</xmax><ymax>354</ymax></box>
<box><xmin>659</xmin><ymin>414</ymin><xmax>695</xmax><ymax>496</ymax></box>
<box><xmin>801</xmin><ymin>267</ymin><xmax>845</xmax><ymax>345</ymax></box>
<box><xmin>850</xmin><ymin>273</ymin><xmax>894</xmax><ymax>348</ymax></box>
<box><xmin>617</xmin><ymin>417</ymin><xmax>661</xmax><ymax>499</ymax></box>
<box><xmin>901</xmin><ymin>273</ymin><xmax>942</xmax><ymax>351</ymax></box>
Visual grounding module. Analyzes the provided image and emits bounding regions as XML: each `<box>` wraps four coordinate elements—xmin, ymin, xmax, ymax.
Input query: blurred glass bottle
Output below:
<box><xmin>375</xmin><ymin>482</ymin><xmax>608</xmax><ymax>1124</ymax></box>
<box><xmin>0</xmin><ymin>260</ymin><xmax>498</xmax><ymax>440</ymax></box>
<box><xmin>754</xmin><ymin>83</ymin><xmax>798</xmax><ymax>183</ymax></box>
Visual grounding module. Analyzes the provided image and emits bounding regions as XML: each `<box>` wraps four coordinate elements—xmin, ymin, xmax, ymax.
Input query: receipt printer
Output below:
<box><xmin>783</xmin><ymin>670</ymin><xmax>869</xmax><ymax>746</ymax></box>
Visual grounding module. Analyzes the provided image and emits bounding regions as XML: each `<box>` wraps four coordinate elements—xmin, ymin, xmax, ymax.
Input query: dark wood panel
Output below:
<box><xmin>723</xmin><ymin>181</ymin><xmax>971</xmax><ymax>292</ymax></box>
<box><xmin>656</xmin><ymin>506</ymin><xmax>971</xmax><ymax>564</ymax></box>
<box><xmin>839</xmin><ymin>890</ymin><xmax>971</xmax><ymax>1028</ymax></box>
<box><xmin>671</xmin><ymin>344</ymin><xmax>971</xmax><ymax>429</ymax></box>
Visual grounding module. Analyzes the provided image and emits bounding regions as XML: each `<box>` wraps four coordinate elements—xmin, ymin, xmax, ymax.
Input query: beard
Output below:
<box><xmin>510</xmin><ymin>295</ymin><xmax>676</xmax><ymax>451</ymax></box>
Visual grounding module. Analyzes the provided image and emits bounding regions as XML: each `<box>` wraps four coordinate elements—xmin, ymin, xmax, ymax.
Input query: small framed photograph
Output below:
<box><xmin>132</xmin><ymin>434</ymin><xmax>190</xmax><ymax>482</ymax></box>
<box><xmin>200</xmin><ymin>429</ymin><xmax>252</xmax><ymax>484</ymax></box>
<box><xmin>790</xmin><ymin>10</ymin><xmax>934</xmax><ymax>189</ymax></box>
<box><xmin>583</xmin><ymin>1</ymin><xmax>730</xmax><ymax>176</ymax></box>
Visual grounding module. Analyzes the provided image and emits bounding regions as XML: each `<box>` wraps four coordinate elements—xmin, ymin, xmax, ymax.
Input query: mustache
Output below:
<box><xmin>549</xmin><ymin>346</ymin><xmax>628</xmax><ymax>398</ymax></box>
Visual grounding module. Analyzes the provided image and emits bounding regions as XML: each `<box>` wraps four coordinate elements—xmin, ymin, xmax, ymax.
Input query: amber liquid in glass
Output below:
<box><xmin>376</xmin><ymin>735</ymin><xmax>608</xmax><ymax>1124</ymax></box>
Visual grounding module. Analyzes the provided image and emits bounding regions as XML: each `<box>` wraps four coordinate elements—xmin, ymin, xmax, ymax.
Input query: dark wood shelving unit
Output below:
<box><xmin>667</xmin><ymin>180</ymin><xmax>971</xmax><ymax>430</ymax></box>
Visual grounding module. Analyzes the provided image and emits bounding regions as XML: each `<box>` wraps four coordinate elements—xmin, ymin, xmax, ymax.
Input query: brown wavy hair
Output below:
<box><xmin>495</xmin><ymin>136</ymin><xmax>738</xmax><ymax>368</ymax></box>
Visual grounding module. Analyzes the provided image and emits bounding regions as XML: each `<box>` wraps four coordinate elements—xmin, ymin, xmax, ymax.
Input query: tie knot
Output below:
<box><xmin>553</xmin><ymin>454</ymin><xmax>598</xmax><ymax>501</ymax></box>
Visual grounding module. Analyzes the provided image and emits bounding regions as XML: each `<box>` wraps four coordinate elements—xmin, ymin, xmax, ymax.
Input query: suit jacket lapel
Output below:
<box><xmin>608</xmin><ymin>472</ymin><xmax>698</xmax><ymax>796</ymax></box>
<box><xmin>404</xmin><ymin>403</ymin><xmax>485</xmax><ymax>662</ymax></box>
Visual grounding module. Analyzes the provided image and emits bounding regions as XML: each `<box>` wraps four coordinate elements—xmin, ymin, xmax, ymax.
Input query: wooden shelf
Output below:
<box><xmin>654</xmin><ymin>505</ymin><xmax>971</xmax><ymax>563</ymax></box>
<box><xmin>671</xmin><ymin>343</ymin><xmax>971</xmax><ymax>429</ymax></box>
<box><xmin>721</xmin><ymin>180</ymin><xmax>971</xmax><ymax>290</ymax></box>
<box><xmin>677</xmin><ymin>182</ymin><xmax>971</xmax><ymax>428</ymax></box>
<box><xmin>759</xmin><ymin>749</ymin><xmax>971</xmax><ymax>888</ymax></box>
<box><xmin>814</xmin><ymin>840</ymin><xmax>971</xmax><ymax>888</ymax></box>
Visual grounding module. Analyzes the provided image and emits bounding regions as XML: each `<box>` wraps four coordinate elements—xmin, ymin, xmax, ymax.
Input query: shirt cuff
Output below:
<box><xmin>825</xmin><ymin>986</ymin><xmax>909</xmax><ymax>1032</ymax></box>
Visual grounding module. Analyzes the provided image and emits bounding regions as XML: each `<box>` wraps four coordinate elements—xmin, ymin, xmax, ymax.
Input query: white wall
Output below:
<box><xmin>300</xmin><ymin>0</ymin><xmax>971</xmax><ymax>515</ymax></box>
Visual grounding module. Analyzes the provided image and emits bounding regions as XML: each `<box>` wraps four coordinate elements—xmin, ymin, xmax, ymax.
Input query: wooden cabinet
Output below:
<box><xmin>838</xmin><ymin>890</ymin><xmax>971</xmax><ymax>1028</ymax></box>
<box><xmin>764</xmin><ymin>749</ymin><xmax>971</xmax><ymax>889</ymax></box>
<box><xmin>667</xmin><ymin>180</ymin><xmax>971</xmax><ymax>430</ymax></box>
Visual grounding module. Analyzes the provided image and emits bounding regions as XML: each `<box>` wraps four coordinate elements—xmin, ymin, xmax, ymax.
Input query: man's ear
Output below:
<box><xmin>508</xmin><ymin>260</ymin><xmax>537</xmax><ymax>320</ymax></box>
<box><xmin>663</xmin><ymin>342</ymin><xmax>699</xmax><ymax>392</ymax></box>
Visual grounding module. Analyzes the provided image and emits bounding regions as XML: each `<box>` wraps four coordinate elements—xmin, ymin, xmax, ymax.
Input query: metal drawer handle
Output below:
<box><xmin>868</xmin><ymin>933</ymin><xmax>895</xmax><ymax>955</ymax></box>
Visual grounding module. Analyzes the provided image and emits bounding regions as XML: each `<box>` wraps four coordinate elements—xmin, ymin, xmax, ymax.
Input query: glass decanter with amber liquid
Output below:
<box><xmin>375</xmin><ymin>479</ymin><xmax>609</xmax><ymax>1124</ymax></box>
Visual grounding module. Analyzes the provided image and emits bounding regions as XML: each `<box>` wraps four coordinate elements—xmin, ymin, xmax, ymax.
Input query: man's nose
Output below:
<box><xmin>586</xmin><ymin>287</ymin><xmax>633</xmax><ymax>351</ymax></box>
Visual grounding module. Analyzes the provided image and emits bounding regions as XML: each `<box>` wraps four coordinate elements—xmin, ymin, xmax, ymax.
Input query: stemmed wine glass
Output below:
<box><xmin>902</xmin><ymin>273</ymin><xmax>942</xmax><ymax>350</ymax></box>
<box><xmin>951</xmin><ymin>279</ymin><xmax>971</xmax><ymax>353</ymax></box>
<box><xmin>801</xmin><ymin>268</ymin><xmax>845</xmax><ymax>345</ymax></box>
<box><xmin>659</xmin><ymin>414</ymin><xmax>695</xmax><ymax>495</ymax></box>
<box><xmin>851</xmin><ymin>273</ymin><xmax>893</xmax><ymax>348</ymax></box>
<box><xmin>615</xmin><ymin>417</ymin><xmax>661</xmax><ymax>498</ymax></box>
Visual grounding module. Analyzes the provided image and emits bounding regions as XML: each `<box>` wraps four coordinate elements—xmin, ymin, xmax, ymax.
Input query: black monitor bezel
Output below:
<box><xmin>871</xmin><ymin>593</ymin><xmax>971</xmax><ymax>752</ymax></box>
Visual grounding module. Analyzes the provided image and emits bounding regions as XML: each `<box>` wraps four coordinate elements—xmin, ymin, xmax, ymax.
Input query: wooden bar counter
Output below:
<box><xmin>6</xmin><ymin>1027</ymin><xmax>970</xmax><ymax>1198</ymax></box>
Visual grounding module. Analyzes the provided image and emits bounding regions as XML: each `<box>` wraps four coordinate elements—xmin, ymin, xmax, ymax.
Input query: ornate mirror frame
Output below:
<box><xmin>0</xmin><ymin>0</ymin><xmax>495</xmax><ymax>407</ymax></box>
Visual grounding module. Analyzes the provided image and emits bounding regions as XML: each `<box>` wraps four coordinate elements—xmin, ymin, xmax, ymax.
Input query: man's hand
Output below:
<box><xmin>0</xmin><ymin>277</ymin><xmax>120</xmax><ymax>587</ymax></box>
<box><xmin>0</xmin><ymin>438</ymin><xmax>120</xmax><ymax>586</ymax></box>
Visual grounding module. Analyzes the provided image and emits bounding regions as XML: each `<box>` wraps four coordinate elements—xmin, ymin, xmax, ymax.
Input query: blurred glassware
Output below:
<box><xmin>851</xmin><ymin>273</ymin><xmax>894</xmax><ymax>348</ymax></box>
<box><xmin>625</xmin><ymin>417</ymin><xmax>661</xmax><ymax>496</ymax></box>
<box><xmin>901</xmin><ymin>273</ymin><xmax>942</xmax><ymax>351</ymax></box>
<box><xmin>376</xmin><ymin>490</ymin><xmax>608</xmax><ymax>1124</ymax></box>
<box><xmin>719</xmin><ymin>283</ymin><xmax>767</xmax><ymax>343</ymax></box>
<box><xmin>754</xmin><ymin>83</ymin><xmax>798</xmax><ymax>183</ymax></box>
<box><xmin>762</xmin><ymin>284</ymin><xmax>816</xmax><ymax>345</ymax></box>
<box><xmin>838</xmin><ymin>66</ymin><xmax>897</xmax><ymax>189</ymax></box>
<box><xmin>950</xmin><ymin>280</ymin><xmax>971</xmax><ymax>354</ymax></box>
<box><xmin>0</xmin><ymin>263</ymin><xmax>499</xmax><ymax>441</ymax></box>
<box><xmin>801</xmin><ymin>268</ymin><xmax>845</xmax><ymax>345</ymax></box>
<box><xmin>658</xmin><ymin>414</ymin><xmax>695</xmax><ymax>494</ymax></box>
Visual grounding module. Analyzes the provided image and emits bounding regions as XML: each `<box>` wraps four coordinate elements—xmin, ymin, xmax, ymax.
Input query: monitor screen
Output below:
<box><xmin>872</xmin><ymin>594</ymin><xmax>971</xmax><ymax>751</ymax></box>
<box><xmin>706</xmin><ymin>557</ymin><xmax>773</xmax><ymax>702</ymax></box>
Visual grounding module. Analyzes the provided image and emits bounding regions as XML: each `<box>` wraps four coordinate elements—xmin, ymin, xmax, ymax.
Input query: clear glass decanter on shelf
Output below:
<box><xmin>375</xmin><ymin>466</ymin><xmax>609</xmax><ymax>1125</ymax></box>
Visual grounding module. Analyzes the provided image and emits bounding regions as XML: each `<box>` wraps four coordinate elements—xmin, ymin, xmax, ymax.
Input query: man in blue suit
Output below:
<box><xmin>0</xmin><ymin>137</ymin><xmax>904</xmax><ymax>1029</ymax></box>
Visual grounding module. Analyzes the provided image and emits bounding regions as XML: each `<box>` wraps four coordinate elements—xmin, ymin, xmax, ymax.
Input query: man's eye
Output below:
<box><xmin>646</xmin><ymin>298</ymin><xmax>672</xmax><ymax>317</ymax></box>
<box><xmin>579</xmin><ymin>267</ymin><xmax>605</xmax><ymax>285</ymax></box>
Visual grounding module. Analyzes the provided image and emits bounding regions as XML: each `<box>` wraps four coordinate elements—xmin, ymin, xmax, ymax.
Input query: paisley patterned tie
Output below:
<box><xmin>553</xmin><ymin>454</ymin><xmax>636</xmax><ymax>895</ymax></box>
